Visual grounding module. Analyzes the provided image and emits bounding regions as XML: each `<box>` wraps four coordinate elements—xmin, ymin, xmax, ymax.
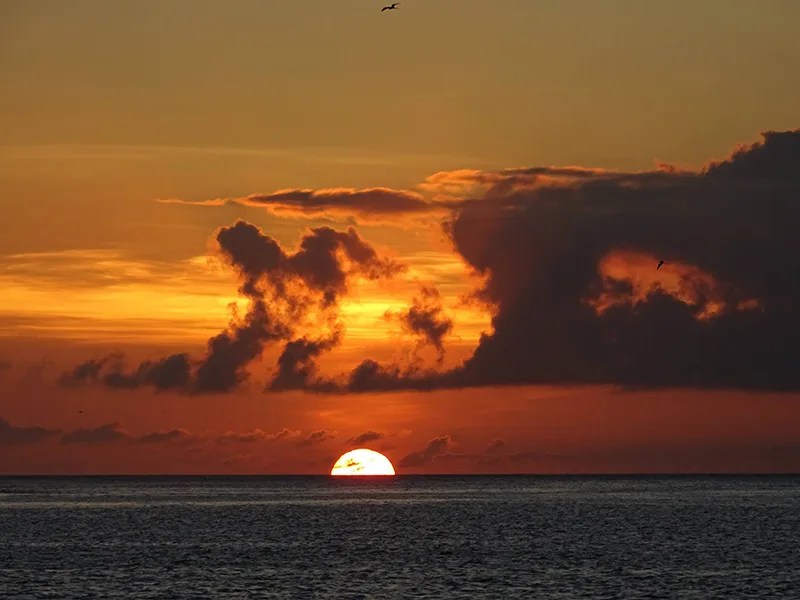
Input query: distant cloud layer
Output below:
<box><xmin>399</xmin><ymin>435</ymin><xmax>452</xmax><ymax>467</ymax></box>
<box><xmin>0</xmin><ymin>417</ymin><xmax>332</xmax><ymax>452</ymax></box>
<box><xmin>297</xmin><ymin>430</ymin><xmax>336</xmax><ymax>447</ymax></box>
<box><xmin>0</xmin><ymin>417</ymin><xmax>60</xmax><ymax>445</ymax></box>
<box><xmin>61</xmin><ymin>422</ymin><xmax>128</xmax><ymax>445</ymax></box>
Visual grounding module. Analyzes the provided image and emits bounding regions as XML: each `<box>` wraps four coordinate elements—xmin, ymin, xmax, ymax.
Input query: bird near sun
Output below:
<box><xmin>330</xmin><ymin>449</ymin><xmax>396</xmax><ymax>476</ymax></box>
<box><xmin>381</xmin><ymin>3</ymin><xmax>399</xmax><ymax>12</ymax></box>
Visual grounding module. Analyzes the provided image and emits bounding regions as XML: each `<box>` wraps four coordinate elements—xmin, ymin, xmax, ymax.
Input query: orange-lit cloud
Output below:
<box><xmin>58</xmin><ymin>221</ymin><xmax>406</xmax><ymax>393</ymax></box>
<box><xmin>159</xmin><ymin>187</ymin><xmax>447</xmax><ymax>225</ymax></box>
<box><xmin>588</xmin><ymin>250</ymin><xmax>760</xmax><ymax>321</ymax></box>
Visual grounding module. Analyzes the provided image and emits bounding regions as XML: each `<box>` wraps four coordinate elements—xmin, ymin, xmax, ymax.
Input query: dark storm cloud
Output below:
<box><xmin>704</xmin><ymin>130</ymin><xmax>800</xmax><ymax>181</ymax></box>
<box><xmin>60</xmin><ymin>221</ymin><xmax>402</xmax><ymax>394</ymax></box>
<box><xmin>61</xmin><ymin>422</ymin><xmax>128</xmax><ymax>445</ymax></box>
<box><xmin>160</xmin><ymin>187</ymin><xmax>441</xmax><ymax>223</ymax></box>
<box><xmin>442</xmin><ymin>130</ymin><xmax>800</xmax><ymax>390</ymax></box>
<box><xmin>0</xmin><ymin>360</ymin><xmax>11</xmax><ymax>372</ymax></box>
<box><xmin>0</xmin><ymin>417</ymin><xmax>60</xmax><ymax>445</ymax></box>
<box><xmin>325</xmin><ymin>129</ymin><xmax>800</xmax><ymax>392</ymax></box>
<box><xmin>399</xmin><ymin>435</ymin><xmax>452</xmax><ymax>467</ymax></box>
<box><xmin>348</xmin><ymin>431</ymin><xmax>385</xmax><ymax>445</ymax></box>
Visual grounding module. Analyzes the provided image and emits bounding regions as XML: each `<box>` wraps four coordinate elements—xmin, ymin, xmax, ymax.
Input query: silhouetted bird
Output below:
<box><xmin>382</xmin><ymin>3</ymin><xmax>400</xmax><ymax>12</ymax></box>
<box><xmin>78</xmin><ymin>410</ymin><xmax>84</xmax><ymax>414</ymax></box>
<box><xmin>657</xmin><ymin>260</ymin><xmax>665</xmax><ymax>270</ymax></box>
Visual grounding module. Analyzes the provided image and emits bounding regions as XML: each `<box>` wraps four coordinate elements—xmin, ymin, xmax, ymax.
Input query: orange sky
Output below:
<box><xmin>2</xmin><ymin>1</ymin><xmax>800</xmax><ymax>474</ymax></box>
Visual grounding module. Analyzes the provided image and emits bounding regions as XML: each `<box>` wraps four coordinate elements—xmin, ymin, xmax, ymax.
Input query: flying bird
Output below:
<box><xmin>657</xmin><ymin>260</ymin><xmax>665</xmax><ymax>270</ymax></box>
<box><xmin>382</xmin><ymin>3</ymin><xmax>400</xmax><ymax>11</ymax></box>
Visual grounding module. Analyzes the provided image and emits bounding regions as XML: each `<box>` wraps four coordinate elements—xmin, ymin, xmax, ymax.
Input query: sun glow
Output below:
<box><xmin>330</xmin><ymin>449</ymin><xmax>396</xmax><ymax>476</ymax></box>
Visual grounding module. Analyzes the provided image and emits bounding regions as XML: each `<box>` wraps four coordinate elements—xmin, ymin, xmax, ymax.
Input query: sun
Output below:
<box><xmin>330</xmin><ymin>449</ymin><xmax>396</xmax><ymax>476</ymax></box>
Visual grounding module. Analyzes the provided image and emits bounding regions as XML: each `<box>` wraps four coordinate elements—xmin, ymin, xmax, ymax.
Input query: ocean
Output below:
<box><xmin>1</xmin><ymin>476</ymin><xmax>797</xmax><ymax>598</ymax></box>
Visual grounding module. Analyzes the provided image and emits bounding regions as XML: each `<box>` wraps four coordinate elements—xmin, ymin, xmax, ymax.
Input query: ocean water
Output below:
<box><xmin>0</xmin><ymin>476</ymin><xmax>798</xmax><ymax>599</ymax></box>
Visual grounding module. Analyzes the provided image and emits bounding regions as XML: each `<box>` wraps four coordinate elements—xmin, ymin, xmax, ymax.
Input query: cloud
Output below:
<box><xmin>485</xmin><ymin>439</ymin><xmax>507</xmax><ymax>454</ymax></box>
<box><xmin>60</xmin><ymin>221</ymin><xmax>403</xmax><ymax>394</ymax></box>
<box><xmin>58</xmin><ymin>354</ymin><xmax>122</xmax><ymax>387</ymax></box>
<box><xmin>103</xmin><ymin>354</ymin><xmax>192</xmax><ymax>391</ymax></box>
<box><xmin>704</xmin><ymin>130</ymin><xmax>800</xmax><ymax>181</ymax></box>
<box><xmin>0</xmin><ymin>360</ymin><xmax>11</xmax><ymax>373</ymax></box>
<box><xmin>399</xmin><ymin>435</ymin><xmax>452</xmax><ymax>467</ymax></box>
<box><xmin>343</xmin><ymin>359</ymin><xmax>438</xmax><ymax>393</ymax></box>
<box><xmin>440</xmin><ymin>130</ymin><xmax>800</xmax><ymax>390</ymax></box>
<box><xmin>417</xmin><ymin>166</ymin><xmax>686</xmax><ymax>203</ymax></box>
<box><xmin>393</xmin><ymin>286</ymin><xmax>453</xmax><ymax>363</ymax></box>
<box><xmin>0</xmin><ymin>419</ymin><xmax>317</xmax><ymax>456</ymax></box>
<box><xmin>216</xmin><ymin>428</ymin><xmax>300</xmax><ymax>444</ymax></box>
<box><xmin>297</xmin><ymin>430</ymin><xmax>336</xmax><ymax>447</ymax></box>
<box><xmin>348</xmin><ymin>431</ymin><xmax>385</xmax><ymax>446</ymax></box>
<box><xmin>0</xmin><ymin>417</ymin><xmax>61</xmax><ymax>445</ymax></box>
<box><xmin>268</xmin><ymin>332</ymin><xmax>342</xmax><ymax>391</ymax></box>
<box><xmin>159</xmin><ymin>187</ymin><xmax>443</xmax><ymax>224</ymax></box>
<box><xmin>432</xmin><ymin>438</ymin><xmax>513</xmax><ymax>466</ymax></box>
<box><xmin>58</xmin><ymin>129</ymin><xmax>800</xmax><ymax>394</ymax></box>
<box><xmin>298</xmin><ymin>285</ymin><xmax>455</xmax><ymax>393</ymax></box>
<box><xmin>327</xmin><ymin>129</ymin><xmax>800</xmax><ymax>392</ymax></box>
<box><xmin>61</xmin><ymin>422</ymin><xmax>128</xmax><ymax>445</ymax></box>
<box><xmin>137</xmin><ymin>429</ymin><xmax>195</xmax><ymax>444</ymax></box>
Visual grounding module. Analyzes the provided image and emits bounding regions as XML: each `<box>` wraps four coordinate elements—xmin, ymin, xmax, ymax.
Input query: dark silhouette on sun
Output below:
<box><xmin>382</xmin><ymin>3</ymin><xmax>400</xmax><ymax>12</ymax></box>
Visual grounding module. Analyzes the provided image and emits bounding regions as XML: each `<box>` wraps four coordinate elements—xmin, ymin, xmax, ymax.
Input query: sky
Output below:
<box><xmin>1</xmin><ymin>0</ymin><xmax>800</xmax><ymax>474</ymax></box>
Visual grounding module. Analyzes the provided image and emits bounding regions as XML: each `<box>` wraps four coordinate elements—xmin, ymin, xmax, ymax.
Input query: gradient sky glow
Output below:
<box><xmin>2</xmin><ymin>0</ymin><xmax>800</xmax><ymax>474</ymax></box>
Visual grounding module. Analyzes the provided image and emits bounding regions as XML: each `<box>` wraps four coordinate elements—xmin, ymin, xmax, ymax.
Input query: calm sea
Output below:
<box><xmin>1</xmin><ymin>476</ymin><xmax>797</xmax><ymax>598</ymax></box>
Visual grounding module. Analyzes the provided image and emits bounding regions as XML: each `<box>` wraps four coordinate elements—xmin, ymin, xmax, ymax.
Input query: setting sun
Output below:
<box><xmin>330</xmin><ymin>449</ymin><xmax>396</xmax><ymax>476</ymax></box>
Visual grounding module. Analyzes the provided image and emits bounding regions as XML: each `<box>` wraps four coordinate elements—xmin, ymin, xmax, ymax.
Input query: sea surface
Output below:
<box><xmin>0</xmin><ymin>476</ymin><xmax>798</xmax><ymax>599</ymax></box>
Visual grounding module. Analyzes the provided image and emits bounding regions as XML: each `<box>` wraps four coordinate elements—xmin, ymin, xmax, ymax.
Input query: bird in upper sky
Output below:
<box><xmin>657</xmin><ymin>260</ymin><xmax>665</xmax><ymax>270</ymax></box>
<box><xmin>382</xmin><ymin>3</ymin><xmax>400</xmax><ymax>12</ymax></box>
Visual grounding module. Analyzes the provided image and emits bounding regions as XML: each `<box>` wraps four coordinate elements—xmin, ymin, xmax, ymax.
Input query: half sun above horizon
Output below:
<box><xmin>330</xmin><ymin>449</ymin><xmax>396</xmax><ymax>476</ymax></box>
